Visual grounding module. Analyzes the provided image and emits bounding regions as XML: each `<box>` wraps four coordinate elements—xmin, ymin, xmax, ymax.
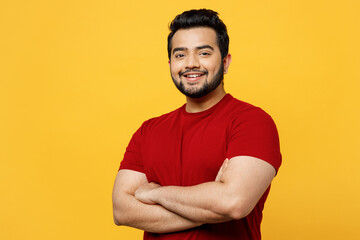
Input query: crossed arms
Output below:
<box><xmin>112</xmin><ymin>156</ymin><xmax>276</xmax><ymax>233</ymax></box>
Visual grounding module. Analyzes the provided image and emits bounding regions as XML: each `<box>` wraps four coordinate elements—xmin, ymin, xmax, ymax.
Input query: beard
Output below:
<box><xmin>171</xmin><ymin>63</ymin><xmax>224</xmax><ymax>99</ymax></box>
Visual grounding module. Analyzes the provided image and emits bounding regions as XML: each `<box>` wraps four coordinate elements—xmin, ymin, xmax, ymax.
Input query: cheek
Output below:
<box><xmin>208</xmin><ymin>63</ymin><xmax>222</xmax><ymax>75</ymax></box>
<box><xmin>202</xmin><ymin>59</ymin><xmax>218</xmax><ymax>71</ymax></box>
<box><xmin>170</xmin><ymin>63</ymin><xmax>182</xmax><ymax>75</ymax></box>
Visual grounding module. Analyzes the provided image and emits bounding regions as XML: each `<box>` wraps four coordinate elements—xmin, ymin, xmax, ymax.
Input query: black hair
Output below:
<box><xmin>167</xmin><ymin>9</ymin><xmax>229</xmax><ymax>60</ymax></box>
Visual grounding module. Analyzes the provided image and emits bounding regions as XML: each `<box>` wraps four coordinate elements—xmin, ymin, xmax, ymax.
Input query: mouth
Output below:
<box><xmin>181</xmin><ymin>71</ymin><xmax>207</xmax><ymax>82</ymax></box>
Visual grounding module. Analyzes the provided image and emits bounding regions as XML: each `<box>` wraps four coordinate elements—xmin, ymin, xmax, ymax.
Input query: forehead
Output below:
<box><xmin>171</xmin><ymin>27</ymin><xmax>218</xmax><ymax>50</ymax></box>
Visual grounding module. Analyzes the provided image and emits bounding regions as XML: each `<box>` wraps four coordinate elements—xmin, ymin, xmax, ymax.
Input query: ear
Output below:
<box><xmin>223</xmin><ymin>54</ymin><xmax>232</xmax><ymax>74</ymax></box>
<box><xmin>168</xmin><ymin>60</ymin><xmax>171</xmax><ymax>66</ymax></box>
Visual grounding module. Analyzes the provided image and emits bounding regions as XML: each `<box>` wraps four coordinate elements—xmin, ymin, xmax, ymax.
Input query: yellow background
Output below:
<box><xmin>1</xmin><ymin>0</ymin><xmax>359</xmax><ymax>239</ymax></box>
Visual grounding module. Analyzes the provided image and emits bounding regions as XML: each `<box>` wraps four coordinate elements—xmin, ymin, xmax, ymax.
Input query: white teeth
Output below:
<box><xmin>187</xmin><ymin>74</ymin><xmax>201</xmax><ymax>78</ymax></box>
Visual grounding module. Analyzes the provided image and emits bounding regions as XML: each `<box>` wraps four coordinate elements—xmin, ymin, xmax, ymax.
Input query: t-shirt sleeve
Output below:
<box><xmin>227</xmin><ymin>108</ymin><xmax>282</xmax><ymax>172</ymax></box>
<box><xmin>119</xmin><ymin>124</ymin><xmax>145</xmax><ymax>173</ymax></box>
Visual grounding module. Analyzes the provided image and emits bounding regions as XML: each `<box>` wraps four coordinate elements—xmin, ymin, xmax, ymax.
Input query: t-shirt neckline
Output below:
<box><xmin>181</xmin><ymin>94</ymin><xmax>232</xmax><ymax>117</ymax></box>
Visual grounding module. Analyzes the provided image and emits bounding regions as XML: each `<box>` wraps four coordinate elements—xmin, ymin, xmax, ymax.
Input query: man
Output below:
<box><xmin>112</xmin><ymin>9</ymin><xmax>281</xmax><ymax>240</ymax></box>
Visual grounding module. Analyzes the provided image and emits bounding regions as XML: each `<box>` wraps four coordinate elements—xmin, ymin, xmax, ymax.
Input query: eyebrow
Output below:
<box><xmin>172</xmin><ymin>45</ymin><xmax>215</xmax><ymax>55</ymax></box>
<box><xmin>172</xmin><ymin>47</ymin><xmax>186</xmax><ymax>54</ymax></box>
<box><xmin>196</xmin><ymin>45</ymin><xmax>214</xmax><ymax>51</ymax></box>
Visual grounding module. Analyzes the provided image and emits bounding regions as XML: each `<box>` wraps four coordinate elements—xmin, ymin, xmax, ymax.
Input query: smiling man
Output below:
<box><xmin>112</xmin><ymin>9</ymin><xmax>282</xmax><ymax>240</ymax></box>
<box><xmin>170</xmin><ymin>27</ymin><xmax>228</xmax><ymax>100</ymax></box>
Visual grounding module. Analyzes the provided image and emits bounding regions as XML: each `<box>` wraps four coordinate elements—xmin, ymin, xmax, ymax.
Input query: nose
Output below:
<box><xmin>185</xmin><ymin>53</ymin><xmax>200</xmax><ymax>69</ymax></box>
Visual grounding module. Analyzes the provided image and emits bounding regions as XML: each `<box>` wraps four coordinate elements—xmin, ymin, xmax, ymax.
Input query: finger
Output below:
<box><xmin>215</xmin><ymin>159</ymin><xmax>227</xmax><ymax>181</ymax></box>
<box><xmin>223</xmin><ymin>158</ymin><xmax>229</xmax><ymax>170</ymax></box>
<box><xmin>135</xmin><ymin>190</ymin><xmax>156</xmax><ymax>205</ymax></box>
<box><xmin>215</xmin><ymin>167</ymin><xmax>223</xmax><ymax>181</ymax></box>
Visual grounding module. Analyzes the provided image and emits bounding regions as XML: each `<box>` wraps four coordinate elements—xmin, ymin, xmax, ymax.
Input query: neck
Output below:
<box><xmin>185</xmin><ymin>85</ymin><xmax>226</xmax><ymax>113</ymax></box>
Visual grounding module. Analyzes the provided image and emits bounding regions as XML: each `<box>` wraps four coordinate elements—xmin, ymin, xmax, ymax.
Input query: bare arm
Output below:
<box><xmin>112</xmin><ymin>169</ymin><xmax>201</xmax><ymax>233</ymax></box>
<box><xmin>135</xmin><ymin>156</ymin><xmax>276</xmax><ymax>223</ymax></box>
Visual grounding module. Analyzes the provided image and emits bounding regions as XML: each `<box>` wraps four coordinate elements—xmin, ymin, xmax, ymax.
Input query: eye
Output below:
<box><xmin>199</xmin><ymin>52</ymin><xmax>211</xmax><ymax>56</ymax></box>
<box><xmin>175</xmin><ymin>53</ymin><xmax>185</xmax><ymax>58</ymax></box>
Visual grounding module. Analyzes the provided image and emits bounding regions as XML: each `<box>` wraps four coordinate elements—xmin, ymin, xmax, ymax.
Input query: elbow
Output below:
<box><xmin>114</xmin><ymin>218</ymin><xmax>121</xmax><ymax>226</ymax></box>
<box><xmin>223</xmin><ymin>198</ymin><xmax>253</xmax><ymax>220</ymax></box>
<box><xmin>112</xmin><ymin>195</ymin><xmax>131</xmax><ymax>226</ymax></box>
<box><xmin>228</xmin><ymin>207</ymin><xmax>250</xmax><ymax>220</ymax></box>
<box><xmin>113</xmin><ymin>212</ymin><xmax>122</xmax><ymax>226</ymax></box>
<box><xmin>113</xmin><ymin>208</ymin><xmax>127</xmax><ymax>226</ymax></box>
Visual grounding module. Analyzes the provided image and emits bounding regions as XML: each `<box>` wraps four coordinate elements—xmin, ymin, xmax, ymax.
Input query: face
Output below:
<box><xmin>169</xmin><ymin>27</ymin><xmax>231</xmax><ymax>98</ymax></box>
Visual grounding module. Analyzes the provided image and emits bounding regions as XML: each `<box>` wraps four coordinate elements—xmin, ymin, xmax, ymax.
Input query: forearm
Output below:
<box><xmin>113</xmin><ymin>191</ymin><xmax>201</xmax><ymax>233</ymax></box>
<box><xmin>148</xmin><ymin>181</ymin><xmax>237</xmax><ymax>223</ymax></box>
<box><xmin>133</xmin><ymin>156</ymin><xmax>275</xmax><ymax>225</ymax></box>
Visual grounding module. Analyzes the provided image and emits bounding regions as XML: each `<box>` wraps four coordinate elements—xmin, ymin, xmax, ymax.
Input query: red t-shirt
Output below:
<box><xmin>120</xmin><ymin>94</ymin><xmax>282</xmax><ymax>240</ymax></box>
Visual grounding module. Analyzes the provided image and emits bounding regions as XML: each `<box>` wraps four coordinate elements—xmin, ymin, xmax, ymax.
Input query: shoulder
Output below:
<box><xmin>224</xmin><ymin>95</ymin><xmax>275</xmax><ymax>126</ymax></box>
<box><xmin>225</xmin><ymin>96</ymin><xmax>282</xmax><ymax>171</ymax></box>
<box><xmin>138</xmin><ymin>105</ymin><xmax>184</xmax><ymax>133</ymax></box>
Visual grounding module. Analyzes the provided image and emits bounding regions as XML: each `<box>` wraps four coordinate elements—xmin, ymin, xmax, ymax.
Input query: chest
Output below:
<box><xmin>142</xmin><ymin>117</ymin><xmax>229</xmax><ymax>186</ymax></box>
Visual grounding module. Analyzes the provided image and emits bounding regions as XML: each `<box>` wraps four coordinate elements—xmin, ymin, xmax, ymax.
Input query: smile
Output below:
<box><xmin>185</xmin><ymin>74</ymin><xmax>203</xmax><ymax>78</ymax></box>
<box><xmin>181</xmin><ymin>71</ymin><xmax>207</xmax><ymax>81</ymax></box>
<box><xmin>182</xmin><ymin>73</ymin><xmax>206</xmax><ymax>82</ymax></box>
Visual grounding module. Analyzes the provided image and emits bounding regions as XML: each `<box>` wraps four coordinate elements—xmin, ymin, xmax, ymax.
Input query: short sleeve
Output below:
<box><xmin>227</xmin><ymin>108</ymin><xmax>282</xmax><ymax>172</ymax></box>
<box><xmin>119</xmin><ymin>124</ymin><xmax>145</xmax><ymax>173</ymax></box>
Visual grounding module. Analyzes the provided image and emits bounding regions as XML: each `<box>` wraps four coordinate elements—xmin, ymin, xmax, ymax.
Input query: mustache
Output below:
<box><xmin>179</xmin><ymin>69</ymin><xmax>208</xmax><ymax>77</ymax></box>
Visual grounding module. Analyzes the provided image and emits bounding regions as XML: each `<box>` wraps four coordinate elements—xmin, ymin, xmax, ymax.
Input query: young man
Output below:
<box><xmin>112</xmin><ymin>9</ymin><xmax>282</xmax><ymax>240</ymax></box>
